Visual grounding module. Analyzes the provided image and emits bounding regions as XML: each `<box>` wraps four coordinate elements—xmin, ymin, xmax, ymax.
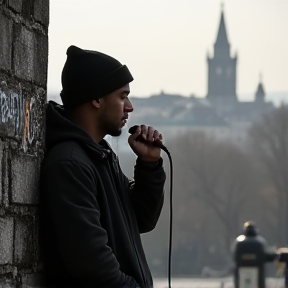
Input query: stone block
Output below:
<box><xmin>0</xmin><ymin>140</ymin><xmax>3</xmax><ymax>205</ymax></box>
<box><xmin>21</xmin><ymin>273</ymin><xmax>45</xmax><ymax>288</ymax></box>
<box><xmin>0</xmin><ymin>279</ymin><xmax>17</xmax><ymax>288</ymax></box>
<box><xmin>13</xmin><ymin>25</ymin><xmax>48</xmax><ymax>86</ymax></box>
<box><xmin>14</xmin><ymin>218</ymin><xmax>34</xmax><ymax>264</ymax></box>
<box><xmin>21</xmin><ymin>0</ymin><xmax>33</xmax><ymax>21</ymax></box>
<box><xmin>34</xmin><ymin>32</ymin><xmax>48</xmax><ymax>85</ymax></box>
<box><xmin>0</xmin><ymin>15</ymin><xmax>13</xmax><ymax>71</ymax></box>
<box><xmin>8</xmin><ymin>0</ymin><xmax>22</xmax><ymax>12</ymax></box>
<box><xmin>0</xmin><ymin>217</ymin><xmax>14</xmax><ymax>264</ymax></box>
<box><xmin>11</xmin><ymin>154</ymin><xmax>39</xmax><ymax>204</ymax></box>
<box><xmin>2</xmin><ymin>143</ymin><xmax>9</xmax><ymax>208</ymax></box>
<box><xmin>34</xmin><ymin>0</ymin><xmax>49</xmax><ymax>26</ymax></box>
<box><xmin>13</xmin><ymin>25</ymin><xmax>35</xmax><ymax>82</ymax></box>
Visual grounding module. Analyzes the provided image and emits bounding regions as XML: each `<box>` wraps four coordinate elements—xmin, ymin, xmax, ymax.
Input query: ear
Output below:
<box><xmin>92</xmin><ymin>99</ymin><xmax>100</xmax><ymax>108</ymax></box>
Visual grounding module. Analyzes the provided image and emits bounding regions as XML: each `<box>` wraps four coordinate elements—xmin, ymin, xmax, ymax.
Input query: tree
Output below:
<box><xmin>249</xmin><ymin>104</ymin><xmax>288</xmax><ymax>245</ymax></box>
<box><xmin>169</xmin><ymin>131</ymin><xmax>258</xmax><ymax>258</ymax></box>
<box><xmin>117</xmin><ymin>130</ymin><xmax>261</xmax><ymax>275</ymax></box>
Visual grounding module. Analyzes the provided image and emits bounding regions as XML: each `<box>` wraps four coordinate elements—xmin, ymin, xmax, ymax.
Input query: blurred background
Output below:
<box><xmin>48</xmin><ymin>0</ymin><xmax>288</xmax><ymax>283</ymax></box>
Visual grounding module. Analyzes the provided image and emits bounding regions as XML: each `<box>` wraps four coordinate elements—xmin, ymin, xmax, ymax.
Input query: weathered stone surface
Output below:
<box><xmin>0</xmin><ymin>15</ymin><xmax>13</xmax><ymax>71</ymax></box>
<box><xmin>0</xmin><ymin>278</ymin><xmax>17</xmax><ymax>288</ymax></box>
<box><xmin>0</xmin><ymin>217</ymin><xmax>14</xmax><ymax>264</ymax></box>
<box><xmin>21</xmin><ymin>273</ymin><xmax>45</xmax><ymax>288</ymax></box>
<box><xmin>0</xmin><ymin>80</ymin><xmax>45</xmax><ymax>153</ymax></box>
<box><xmin>14</xmin><ymin>218</ymin><xmax>34</xmax><ymax>264</ymax></box>
<box><xmin>21</xmin><ymin>0</ymin><xmax>33</xmax><ymax>22</ymax></box>
<box><xmin>0</xmin><ymin>81</ymin><xmax>25</xmax><ymax>139</ymax></box>
<box><xmin>0</xmin><ymin>140</ymin><xmax>3</xmax><ymax>205</ymax></box>
<box><xmin>2</xmin><ymin>143</ymin><xmax>9</xmax><ymax>208</ymax></box>
<box><xmin>13</xmin><ymin>25</ymin><xmax>35</xmax><ymax>82</ymax></box>
<box><xmin>0</xmin><ymin>1</ymin><xmax>48</xmax><ymax>284</ymax></box>
<box><xmin>13</xmin><ymin>25</ymin><xmax>48</xmax><ymax>86</ymax></box>
<box><xmin>34</xmin><ymin>32</ymin><xmax>48</xmax><ymax>85</ymax></box>
<box><xmin>34</xmin><ymin>0</ymin><xmax>49</xmax><ymax>26</ymax></box>
<box><xmin>11</xmin><ymin>154</ymin><xmax>39</xmax><ymax>204</ymax></box>
<box><xmin>8</xmin><ymin>0</ymin><xmax>22</xmax><ymax>13</ymax></box>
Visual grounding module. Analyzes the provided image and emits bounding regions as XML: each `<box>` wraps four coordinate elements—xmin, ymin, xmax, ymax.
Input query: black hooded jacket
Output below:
<box><xmin>39</xmin><ymin>101</ymin><xmax>166</xmax><ymax>288</ymax></box>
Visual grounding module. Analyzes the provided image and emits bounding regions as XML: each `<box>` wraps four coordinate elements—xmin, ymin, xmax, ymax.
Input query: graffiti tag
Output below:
<box><xmin>0</xmin><ymin>81</ymin><xmax>35</xmax><ymax>144</ymax></box>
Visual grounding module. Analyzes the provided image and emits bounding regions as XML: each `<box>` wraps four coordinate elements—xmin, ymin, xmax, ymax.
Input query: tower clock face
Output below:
<box><xmin>216</xmin><ymin>67</ymin><xmax>222</xmax><ymax>75</ymax></box>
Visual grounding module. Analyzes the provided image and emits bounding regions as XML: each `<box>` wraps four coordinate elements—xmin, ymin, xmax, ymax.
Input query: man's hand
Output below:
<box><xmin>128</xmin><ymin>125</ymin><xmax>163</xmax><ymax>162</ymax></box>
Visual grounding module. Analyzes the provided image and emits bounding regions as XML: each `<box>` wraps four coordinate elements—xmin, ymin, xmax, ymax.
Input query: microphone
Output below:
<box><xmin>128</xmin><ymin>125</ymin><xmax>169</xmax><ymax>153</ymax></box>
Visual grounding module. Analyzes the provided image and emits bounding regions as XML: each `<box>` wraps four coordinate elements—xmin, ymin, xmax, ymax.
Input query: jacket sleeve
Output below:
<box><xmin>127</xmin><ymin>157</ymin><xmax>166</xmax><ymax>233</ymax></box>
<box><xmin>42</xmin><ymin>159</ymin><xmax>135</xmax><ymax>288</ymax></box>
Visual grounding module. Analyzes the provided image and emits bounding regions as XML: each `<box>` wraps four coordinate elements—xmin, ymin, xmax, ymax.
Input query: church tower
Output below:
<box><xmin>207</xmin><ymin>7</ymin><xmax>237</xmax><ymax>101</ymax></box>
<box><xmin>255</xmin><ymin>74</ymin><xmax>266</xmax><ymax>102</ymax></box>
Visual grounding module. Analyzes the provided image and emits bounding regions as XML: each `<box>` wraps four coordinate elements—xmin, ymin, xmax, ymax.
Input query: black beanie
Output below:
<box><xmin>60</xmin><ymin>45</ymin><xmax>134</xmax><ymax>107</ymax></box>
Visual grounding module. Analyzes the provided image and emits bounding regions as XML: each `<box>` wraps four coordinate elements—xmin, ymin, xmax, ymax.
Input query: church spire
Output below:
<box><xmin>207</xmin><ymin>4</ymin><xmax>237</xmax><ymax>100</ymax></box>
<box><xmin>214</xmin><ymin>5</ymin><xmax>230</xmax><ymax>57</ymax></box>
<box><xmin>255</xmin><ymin>73</ymin><xmax>265</xmax><ymax>102</ymax></box>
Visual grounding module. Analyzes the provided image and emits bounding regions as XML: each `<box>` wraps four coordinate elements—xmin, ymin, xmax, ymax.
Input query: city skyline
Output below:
<box><xmin>48</xmin><ymin>0</ymin><xmax>288</xmax><ymax>101</ymax></box>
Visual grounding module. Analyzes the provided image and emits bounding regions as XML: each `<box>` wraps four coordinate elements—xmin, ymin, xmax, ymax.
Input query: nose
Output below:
<box><xmin>125</xmin><ymin>98</ymin><xmax>134</xmax><ymax>113</ymax></box>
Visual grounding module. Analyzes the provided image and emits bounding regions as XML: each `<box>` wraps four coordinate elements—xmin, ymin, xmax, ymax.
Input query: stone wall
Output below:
<box><xmin>0</xmin><ymin>0</ymin><xmax>49</xmax><ymax>287</ymax></box>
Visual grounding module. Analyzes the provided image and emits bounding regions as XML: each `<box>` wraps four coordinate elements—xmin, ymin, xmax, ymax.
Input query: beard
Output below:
<box><xmin>109</xmin><ymin>128</ymin><xmax>122</xmax><ymax>137</ymax></box>
<box><xmin>106</xmin><ymin>122</ymin><xmax>122</xmax><ymax>137</ymax></box>
<box><xmin>102</xmin><ymin>117</ymin><xmax>124</xmax><ymax>137</ymax></box>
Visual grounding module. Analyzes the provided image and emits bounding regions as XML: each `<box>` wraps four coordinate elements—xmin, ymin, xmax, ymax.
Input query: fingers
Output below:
<box><xmin>147</xmin><ymin>126</ymin><xmax>154</xmax><ymax>142</ymax></box>
<box><xmin>140</xmin><ymin>125</ymin><xmax>147</xmax><ymax>140</ymax></box>
<box><xmin>139</xmin><ymin>125</ymin><xmax>163</xmax><ymax>143</ymax></box>
<box><xmin>128</xmin><ymin>125</ymin><xmax>164</xmax><ymax>160</ymax></box>
<box><xmin>129</xmin><ymin>125</ymin><xmax>141</xmax><ymax>142</ymax></box>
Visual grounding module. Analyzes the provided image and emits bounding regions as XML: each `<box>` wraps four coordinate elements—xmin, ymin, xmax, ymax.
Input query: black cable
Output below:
<box><xmin>127</xmin><ymin>126</ymin><xmax>173</xmax><ymax>288</ymax></box>
<box><xmin>165</xmin><ymin>149</ymin><xmax>173</xmax><ymax>288</ymax></box>
<box><xmin>161</xmin><ymin>146</ymin><xmax>173</xmax><ymax>288</ymax></box>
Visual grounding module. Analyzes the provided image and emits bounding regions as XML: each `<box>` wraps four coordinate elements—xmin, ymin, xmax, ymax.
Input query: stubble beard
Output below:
<box><xmin>109</xmin><ymin>127</ymin><xmax>122</xmax><ymax>137</ymax></box>
<box><xmin>108</xmin><ymin>128</ymin><xmax>122</xmax><ymax>137</ymax></box>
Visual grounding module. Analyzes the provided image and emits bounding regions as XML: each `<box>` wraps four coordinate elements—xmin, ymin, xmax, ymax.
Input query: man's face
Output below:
<box><xmin>98</xmin><ymin>84</ymin><xmax>133</xmax><ymax>137</ymax></box>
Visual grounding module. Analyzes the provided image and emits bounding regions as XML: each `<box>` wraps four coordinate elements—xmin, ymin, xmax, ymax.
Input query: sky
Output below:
<box><xmin>48</xmin><ymin>0</ymin><xmax>288</xmax><ymax>101</ymax></box>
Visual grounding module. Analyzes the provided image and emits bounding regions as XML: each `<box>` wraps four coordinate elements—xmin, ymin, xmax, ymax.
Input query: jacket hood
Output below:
<box><xmin>45</xmin><ymin>101</ymin><xmax>109</xmax><ymax>158</ymax></box>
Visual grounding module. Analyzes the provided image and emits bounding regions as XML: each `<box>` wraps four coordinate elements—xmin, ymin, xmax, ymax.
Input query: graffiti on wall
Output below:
<box><xmin>0</xmin><ymin>81</ymin><xmax>36</xmax><ymax>144</ymax></box>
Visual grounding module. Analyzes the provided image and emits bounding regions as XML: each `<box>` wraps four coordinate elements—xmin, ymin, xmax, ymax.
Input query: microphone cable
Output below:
<box><xmin>128</xmin><ymin>126</ymin><xmax>173</xmax><ymax>288</ymax></box>
<box><xmin>145</xmin><ymin>145</ymin><xmax>173</xmax><ymax>288</ymax></box>
<box><xmin>163</xmin><ymin>147</ymin><xmax>173</xmax><ymax>288</ymax></box>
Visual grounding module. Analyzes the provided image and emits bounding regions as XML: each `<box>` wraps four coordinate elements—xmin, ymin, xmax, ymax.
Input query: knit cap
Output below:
<box><xmin>60</xmin><ymin>45</ymin><xmax>134</xmax><ymax>107</ymax></box>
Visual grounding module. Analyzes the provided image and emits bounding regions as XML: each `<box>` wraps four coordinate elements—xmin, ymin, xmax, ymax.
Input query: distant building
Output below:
<box><xmin>204</xmin><ymin>7</ymin><xmax>273</xmax><ymax>128</ymax></box>
<box><xmin>207</xmin><ymin>8</ymin><xmax>237</xmax><ymax>101</ymax></box>
<box><xmin>123</xmin><ymin>6</ymin><xmax>274</xmax><ymax>148</ymax></box>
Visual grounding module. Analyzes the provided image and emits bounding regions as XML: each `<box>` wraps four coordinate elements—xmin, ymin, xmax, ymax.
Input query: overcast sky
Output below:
<box><xmin>48</xmin><ymin>0</ymin><xmax>288</xmax><ymax>100</ymax></box>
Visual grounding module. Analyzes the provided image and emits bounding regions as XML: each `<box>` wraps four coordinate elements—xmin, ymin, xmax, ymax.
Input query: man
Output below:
<box><xmin>39</xmin><ymin>45</ymin><xmax>166</xmax><ymax>288</ymax></box>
